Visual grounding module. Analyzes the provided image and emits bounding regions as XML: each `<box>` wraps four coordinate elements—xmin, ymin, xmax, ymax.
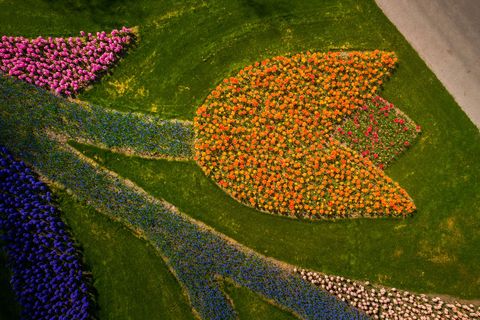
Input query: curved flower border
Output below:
<box><xmin>0</xmin><ymin>146</ymin><xmax>94</xmax><ymax>319</ymax></box>
<box><xmin>296</xmin><ymin>268</ymin><xmax>480</xmax><ymax>320</ymax></box>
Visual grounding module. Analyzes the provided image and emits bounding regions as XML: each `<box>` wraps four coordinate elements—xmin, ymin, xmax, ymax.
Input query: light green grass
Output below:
<box><xmin>1</xmin><ymin>0</ymin><xmax>479</xmax><ymax>304</ymax></box>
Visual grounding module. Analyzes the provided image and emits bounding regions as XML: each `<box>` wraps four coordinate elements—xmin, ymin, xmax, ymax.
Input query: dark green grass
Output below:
<box><xmin>0</xmin><ymin>245</ymin><xmax>21</xmax><ymax>320</ymax></box>
<box><xmin>223</xmin><ymin>280</ymin><xmax>297</xmax><ymax>320</ymax></box>
<box><xmin>56</xmin><ymin>192</ymin><xmax>195</xmax><ymax>320</ymax></box>
<box><xmin>1</xmin><ymin>0</ymin><xmax>479</xmax><ymax>301</ymax></box>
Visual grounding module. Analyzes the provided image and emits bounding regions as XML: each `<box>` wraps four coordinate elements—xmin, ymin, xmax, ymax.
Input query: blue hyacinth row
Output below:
<box><xmin>0</xmin><ymin>146</ymin><xmax>93</xmax><ymax>320</ymax></box>
<box><xmin>0</xmin><ymin>72</ymin><xmax>193</xmax><ymax>160</ymax></box>
<box><xmin>0</xmin><ymin>76</ymin><xmax>367</xmax><ymax>319</ymax></box>
<box><xmin>52</xmin><ymin>101</ymin><xmax>194</xmax><ymax>159</ymax></box>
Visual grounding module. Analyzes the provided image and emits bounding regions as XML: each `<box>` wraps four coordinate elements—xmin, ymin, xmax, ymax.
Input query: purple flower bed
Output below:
<box><xmin>0</xmin><ymin>146</ymin><xmax>94</xmax><ymax>320</ymax></box>
<box><xmin>0</xmin><ymin>27</ymin><xmax>135</xmax><ymax>96</ymax></box>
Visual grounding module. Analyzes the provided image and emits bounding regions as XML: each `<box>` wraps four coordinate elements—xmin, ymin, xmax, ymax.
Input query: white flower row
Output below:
<box><xmin>294</xmin><ymin>268</ymin><xmax>480</xmax><ymax>319</ymax></box>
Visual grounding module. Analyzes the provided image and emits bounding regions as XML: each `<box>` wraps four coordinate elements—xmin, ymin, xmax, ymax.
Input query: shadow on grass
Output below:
<box><xmin>0</xmin><ymin>243</ymin><xmax>21</xmax><ymax>320</ymax></box>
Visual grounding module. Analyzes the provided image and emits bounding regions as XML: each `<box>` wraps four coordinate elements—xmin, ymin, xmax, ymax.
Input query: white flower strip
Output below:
<box><xmin>295</xmin><ymin>268</ymin><xmax>480</xmax><ymax>319</ymax></box>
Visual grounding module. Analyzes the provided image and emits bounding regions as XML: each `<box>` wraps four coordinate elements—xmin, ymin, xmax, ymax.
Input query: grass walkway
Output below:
<box><xmin>223</xmin><ymin>281</ymin><xmax>297</xmax><ymax>320</ymax></box>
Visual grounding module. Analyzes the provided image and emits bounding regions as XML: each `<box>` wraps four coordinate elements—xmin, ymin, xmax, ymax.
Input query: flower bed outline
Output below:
<box><xmin>194</xmin><ymin>51</ymin><xmax>417</xmax><ymax>219</ymax></box>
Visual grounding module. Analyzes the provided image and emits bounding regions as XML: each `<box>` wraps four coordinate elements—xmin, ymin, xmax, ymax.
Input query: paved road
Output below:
<box><xmin>376</xmin><ymin>0</ymin><xmax>480</xmax><ymax>129</ymax></box>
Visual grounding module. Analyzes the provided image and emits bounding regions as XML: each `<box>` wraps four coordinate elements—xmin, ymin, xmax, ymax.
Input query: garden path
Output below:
<box><xmin>376</xmin><ymin>0</ymin><xmax>480</xmax><ymax>129</ymax></box>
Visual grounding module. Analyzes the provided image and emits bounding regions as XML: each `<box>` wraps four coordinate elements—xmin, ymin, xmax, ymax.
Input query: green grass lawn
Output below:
<box><xmin>0</xmin><ymin>0</ymin><xmax>479</xmax><ymax>311</ymax></box>
<box><xmin>223</xmin><ymin>280</ymin><xmax>297</xmax><ymax>320</ymax></box>
<box><xmin>55</xmin><ymin>192</ymin><xmax>195</xmax><ymax>320</ymax></box>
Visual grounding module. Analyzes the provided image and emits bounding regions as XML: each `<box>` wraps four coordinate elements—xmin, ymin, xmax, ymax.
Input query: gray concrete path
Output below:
<box><xmin>376</xmin><ymin>0</ymin><xmax>480</xmax><ymax>129</ymax></box>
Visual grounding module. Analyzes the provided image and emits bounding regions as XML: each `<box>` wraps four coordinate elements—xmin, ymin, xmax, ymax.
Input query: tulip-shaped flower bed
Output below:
<box><xmin>195</xmin><ymin>51</ymin><xmax>419</xmax><ymax>219</ymax></box>
<box><xmin>0</xmin><ymin>147</ymin><xmax>93</xmax><ymax>319</ymax></box>
<box><xmin>0</xmin><ymin>27</ymin><xmax>135</xmax><ymax>96</ymax></box>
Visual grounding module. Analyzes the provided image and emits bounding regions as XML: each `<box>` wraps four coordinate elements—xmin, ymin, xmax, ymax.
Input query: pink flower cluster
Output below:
<box><xmin>0</xmin><ymin>27</ymin><xmax>135</xmax><ymax>96</ymax></box>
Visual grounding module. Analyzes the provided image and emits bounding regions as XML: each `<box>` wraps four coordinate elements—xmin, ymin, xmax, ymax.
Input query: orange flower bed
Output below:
<box><xmin>194</xmin><ymin>51</ymin><xmax>416</xmax><ymax>218</ymax></box>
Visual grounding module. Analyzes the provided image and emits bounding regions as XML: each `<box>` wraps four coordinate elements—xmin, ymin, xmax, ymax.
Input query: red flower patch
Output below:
<box><xmin>334</xmin><ymin>96</ymin><xmax>420</xmax><ymax>168</ymax></box>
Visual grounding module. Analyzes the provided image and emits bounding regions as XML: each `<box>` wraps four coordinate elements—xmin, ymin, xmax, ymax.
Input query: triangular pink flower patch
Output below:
<box><xmin>0</xmin><ymin>27</ymin><xmax>135</xmax><ymax>96</ymax></box>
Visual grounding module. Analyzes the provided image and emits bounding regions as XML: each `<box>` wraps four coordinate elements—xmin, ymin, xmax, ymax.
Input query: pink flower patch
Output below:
<box><xmin>0</xmin><ymin>27</ymin><xmax>135</xmax><ymax>96</ymax></box>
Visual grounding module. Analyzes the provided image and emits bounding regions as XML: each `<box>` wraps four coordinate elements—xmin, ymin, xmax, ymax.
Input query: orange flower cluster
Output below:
<box><xmin>194</xmin><ymin>51</ymin><xmax>416</xmax><ymax>218</ymax></box>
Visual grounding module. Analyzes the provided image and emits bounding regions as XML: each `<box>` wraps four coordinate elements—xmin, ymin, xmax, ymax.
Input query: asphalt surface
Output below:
<box><xmin>376</xmin><ymin>0</ymin><xmax>480</xmax><ymax>129</ymax></box>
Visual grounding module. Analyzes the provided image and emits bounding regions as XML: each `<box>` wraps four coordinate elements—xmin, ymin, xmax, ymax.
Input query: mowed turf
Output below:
<box><xmin>1</xmin><ymin>0</ymin><xmax>479</xmax><ymax>303</ymax></box>
<box><xmin>222</xmin><ymin>280</ymin><xmax>297</xmax><ymax>320</ymax></box>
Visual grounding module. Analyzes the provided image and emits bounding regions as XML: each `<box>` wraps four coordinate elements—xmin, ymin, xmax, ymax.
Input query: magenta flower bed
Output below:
<box><xmin>0</xmin><ymin>27</ymin><xmax>135</xmax><ymax>96</ymax></box>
